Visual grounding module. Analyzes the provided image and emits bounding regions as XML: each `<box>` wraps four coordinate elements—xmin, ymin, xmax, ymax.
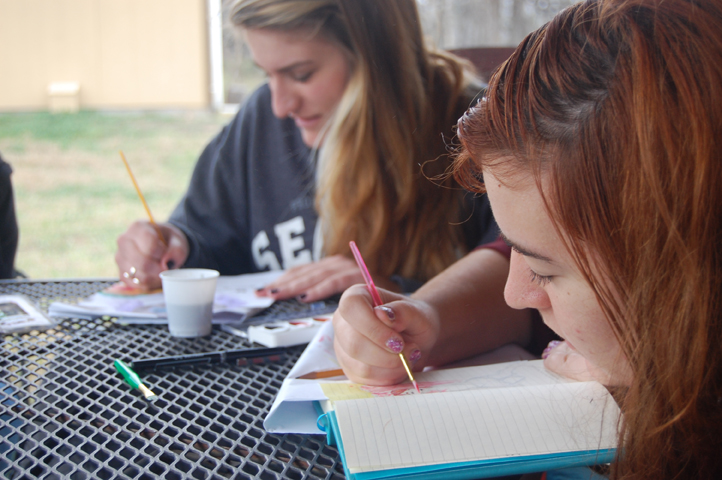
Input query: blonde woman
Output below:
<box><xmin>116</xmin><ymin>0</ymin><xmax>531</xmax><ymax>355</ymax></box>
<box><xmin>115</xmin><ymin>0</ymin><xmax>518</xmax><ymax>314</ymax></box>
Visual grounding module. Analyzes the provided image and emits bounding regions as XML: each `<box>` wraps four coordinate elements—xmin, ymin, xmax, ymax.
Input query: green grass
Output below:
<box><xmin>0</xmin><ymin>111</ymin><xmax>232</xmax><ymax>279</ymax></box>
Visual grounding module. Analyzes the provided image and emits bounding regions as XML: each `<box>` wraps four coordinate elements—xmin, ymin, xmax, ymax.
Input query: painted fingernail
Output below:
<box><xmin>166</xmin><ymin>260</ymin><xmax>176</xmax><ymax>270</ymax></box>
<box><xmin>256</xmin><ymin>288</ymin><xmax>264</xmax><ymax>292</ymax></box>
<box><xmin>409</xmin><ymin>349</ymin><xmax>422</xmax><ymax>363</ymax></box>
<box><xmin>375</xmin><ymin>305</ymin><xmax>395</xmax><ymax>320</ymax></box>
<box><xmin>270</xmin><ymin>289</ymin><xmax>279</xmax><ymax>294</ymax></box>
<box><xmin>386</xmin><ymin>338</ymin><xmax>404</xmax><ymax>354</ymax></box>
<box><xmin>298</xmin><ymin>293</ymin><xmax>307</xmax><ymax>300</ymax></box>
<box><xmin>542</xmin><ymin>340</ymin><xmax>562</xmax><ymax>359</ymax></box>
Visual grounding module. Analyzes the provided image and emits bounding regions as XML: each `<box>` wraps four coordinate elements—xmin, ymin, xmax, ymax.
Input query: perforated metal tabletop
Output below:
<box><xmin>0</xmin><ymin>279</ymin><xmax>344</xmax><ymax>479</ymax></box>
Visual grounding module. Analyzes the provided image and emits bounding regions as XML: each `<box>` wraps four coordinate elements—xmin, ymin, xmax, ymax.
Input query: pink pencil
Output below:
<box><xmin>349</xmin><ymin>241</ymin><xmax>420</xmax><ymax>393</ymax></box>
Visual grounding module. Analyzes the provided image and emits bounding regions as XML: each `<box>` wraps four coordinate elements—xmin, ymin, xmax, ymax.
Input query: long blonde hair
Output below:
<box><xmin>232</xmin><ymin>0</ymin><xmax>479</xmax><ymax>281</ymax></box>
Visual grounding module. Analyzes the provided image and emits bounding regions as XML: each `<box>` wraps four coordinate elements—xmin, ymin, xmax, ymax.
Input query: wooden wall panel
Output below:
<box><xmin>0</xmin><ymin>0</ymin><xmax>210</xmax><ymax>111</ymax></box>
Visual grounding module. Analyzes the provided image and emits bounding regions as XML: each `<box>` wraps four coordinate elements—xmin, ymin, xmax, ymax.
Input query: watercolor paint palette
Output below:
<box><xmin>246</xmin><ymin>315</ymin><xmax>332</xmax><ymax>348</ymax></box>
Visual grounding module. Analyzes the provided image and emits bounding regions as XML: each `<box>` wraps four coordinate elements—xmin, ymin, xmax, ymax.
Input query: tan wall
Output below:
<box><xmin>0</xmin><ymin>0</ymin><xmax>210</xmax><ymax>111</ymax></box>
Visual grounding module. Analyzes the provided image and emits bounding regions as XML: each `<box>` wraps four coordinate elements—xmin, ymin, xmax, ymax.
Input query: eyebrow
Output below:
<box><xmin>256</xmin><ymin>60</ymin><xmax>314</xmax><ymax>75</ymax></box>
<box><xmin>499</xmin><ymin>232</ymin><xmax>555</xmax><ymax>264</ymax></box>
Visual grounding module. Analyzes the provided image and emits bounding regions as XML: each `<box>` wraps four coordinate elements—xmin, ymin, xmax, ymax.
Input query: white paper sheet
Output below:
<box><xmin>263</xmin><ymin>320</ymin><xmax>578</xmax><ymax>435</ymax></box>
<box><xmin>47</xmin><ymin>271</ymin><xmax>282</xmax><ymax>323</ymax></box>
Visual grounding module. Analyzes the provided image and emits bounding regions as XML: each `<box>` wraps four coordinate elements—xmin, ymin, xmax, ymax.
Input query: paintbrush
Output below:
<box><xmin>119</xmin><ymin>150</ymin><xmax>167</xmax><ymax>247</ymax></box>
<box><xmin>349</xmin><ymin>241</ymin><xmax>420</xmax><ymax>393</ymax></box>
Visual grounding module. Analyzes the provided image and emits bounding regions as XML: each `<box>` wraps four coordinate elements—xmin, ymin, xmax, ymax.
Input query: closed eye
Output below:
<box><xmin>529</xmin><ymin>270</ymin><xmax>552</xmax><ymax>286</ymax></box>
<box><xmin>291</xmin><ymin>70</ymin><xmax>314</xmax><ymax>82</ymax></box>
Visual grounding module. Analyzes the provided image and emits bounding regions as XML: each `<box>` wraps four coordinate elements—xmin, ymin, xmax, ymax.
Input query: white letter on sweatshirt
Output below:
<box><xmin>274</xmin><ymin>216</ymin><xmax>312</xmax><ymax>269</ymax></box>
<box><xmin>252</xmin><ymin>230</ymin><xmax>281</xmax><ymax>271</ymax></box>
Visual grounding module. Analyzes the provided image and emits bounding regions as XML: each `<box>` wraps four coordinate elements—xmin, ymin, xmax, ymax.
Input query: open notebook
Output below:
<box><xmin>318</xmin><ymin>363</ymin><xmax>620</xmax><ymax>480</ymax></box>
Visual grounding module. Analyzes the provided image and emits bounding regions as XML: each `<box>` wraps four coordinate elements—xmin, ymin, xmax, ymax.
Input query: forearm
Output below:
<box><xmin>413</xmin><ymin>248</ymin><xmax>533</xmax><ymax>366</ymax></box>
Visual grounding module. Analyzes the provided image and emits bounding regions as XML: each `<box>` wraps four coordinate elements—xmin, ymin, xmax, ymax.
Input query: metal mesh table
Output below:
<box><xmin>0</xmin><ymin>279</ymin><xmax>344</xmax><ymax>479</ymax></box>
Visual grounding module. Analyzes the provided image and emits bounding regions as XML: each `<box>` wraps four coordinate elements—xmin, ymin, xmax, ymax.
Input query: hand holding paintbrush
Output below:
<box><xmin>115</xmin><ymin>151</ymin><xmax>188</xmax><ymax>290</ymax></box>
<box><xmin>119</xmin><ymin>151</ymin><xmax>167</xmax><ymax>248</ymax></box>
<box><xmin>349</xmin><ymin>241</ymin><xmax>420</xmax><ymax>393</ymax></box>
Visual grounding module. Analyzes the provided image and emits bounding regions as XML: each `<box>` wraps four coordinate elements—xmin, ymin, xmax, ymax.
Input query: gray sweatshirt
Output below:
<box><xmin>169</xmin><ymin>84</ymin><xmax>498</xmax><ymax>289</ymax></box>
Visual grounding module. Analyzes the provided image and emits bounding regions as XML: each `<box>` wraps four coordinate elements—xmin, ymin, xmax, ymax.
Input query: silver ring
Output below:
<box><xmin>123</xmin><ymin>266</ymin><xmax>137</xmax><ymax>280</ymax></box>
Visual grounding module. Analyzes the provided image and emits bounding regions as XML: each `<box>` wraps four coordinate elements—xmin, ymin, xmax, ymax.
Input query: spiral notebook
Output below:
<box><xmin>318</xmin><ymin>365</ymin><xmax>620</xmax><ymax>480</ymax></box>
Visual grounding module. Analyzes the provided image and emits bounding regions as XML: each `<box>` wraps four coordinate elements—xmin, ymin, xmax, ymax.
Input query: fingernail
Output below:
<box><xmin>409</xmin><ymin>349</ymin><xmax>421</xmax><ymax>363</ymax></box>
<box><xmin>298</xmin><ymin>293</ymin><xmax>307</xmax><ymax>300</ymax></box>
<box><xmin>542</xmin><ymin>340</ymin><xmax>562</xmax><ymax>359</ymax></box>
<box><xmin>375</xmin><ymin>305</ymin><xmax>395</xmax><ymax>320</ymax></box>
<box><xmin>166</xmin><ymin>260</ymin><xmax>176</xmax><ymax>270</ymax></box>
<box><xmin>386</xmin><ymin>338</ymin><xmax>404</xmax><ymax>354</ymax></box>
<box><xmin>256</xmin><ymin>288</ymin><xmax>264</xmax><ymax>292</ymax></box>
<box><xmin>270</xmin><ymin>289</ymin><xmax>279</xmax><ymax>294</ymax></box>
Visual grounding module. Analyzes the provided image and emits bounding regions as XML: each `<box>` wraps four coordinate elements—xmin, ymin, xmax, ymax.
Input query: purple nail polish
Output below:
<box><xmin>386</xmin><ymin>338</ymin><xmax>404</xmax><ymax>354</ymax></box>
<box><xmin>298</xmin><ymin>293</ymin><xmax>307</xmax><ymax>300</ymax></box>
<box><xmin>375</xmin><ymin>305</ymin><xmax>395</xmax><ymax>320</ymax></box>
<box><xmin>409</xmin><ymin>349</ymin><xmax>421</xmax><ymax>363</ymax></box>
<box><xmin>270</xmin><ymin>288</ymin><xmax>279</xmax><ymax>294</ymax></box>
<box><xmin>542</xmin><ymin>340</ymin><xmax>562</xmax><ymax>359</ymax></box>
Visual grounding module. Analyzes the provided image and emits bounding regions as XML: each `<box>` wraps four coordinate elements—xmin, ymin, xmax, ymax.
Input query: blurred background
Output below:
<box><xmin>0</xmin><ymin>0</ymin><xmax>573</xmax><ymax>279</ymax></box>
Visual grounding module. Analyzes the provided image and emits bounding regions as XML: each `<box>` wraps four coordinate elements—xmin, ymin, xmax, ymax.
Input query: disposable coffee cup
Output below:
<box><xmin>159</xmin><ymin>268</ymin><xmax>219</xmax><ymax>338</ymax></box>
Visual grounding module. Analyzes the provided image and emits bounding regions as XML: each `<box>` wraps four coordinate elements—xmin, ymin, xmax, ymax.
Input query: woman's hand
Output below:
<box><xmin>542</xmin><ymin>340</ymin><xmax>612</xmax><ymax>383</ymax></box>
<box><xmin>332</xmin><ymin>285</ymin><xmax>440</xmax><ymax>385</ymax></box>
<box><xmin>256</xmin><ymin>254</ymin><xmax>400</xmax><ymax>302</ymax></box>
<box><xmin>115</xmin><ymin>221</ymin><xmax>189</xmax><ymax>290</ymax></box>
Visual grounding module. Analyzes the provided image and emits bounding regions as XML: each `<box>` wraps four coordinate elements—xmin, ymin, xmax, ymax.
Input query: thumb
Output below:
<box><xmin>161</xmin><ymin>247</ymin><xmax>185</xmax><ymax>271</ymax></box>
<box><xmin>159</xmin><ymin>225</ymin><xmax>188</xmax><ymax>270</ymax></box>
<box><xmin>373</xmin><ymin>305</ymin><xmax>397</xmax><ymax>328</ymax></box>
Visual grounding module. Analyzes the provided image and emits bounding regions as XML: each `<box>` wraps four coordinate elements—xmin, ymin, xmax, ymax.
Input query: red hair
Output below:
<box><xmin>455</xmin><ymin>0</ymin><xmax>722</xmax><ymax>478</ymax></box>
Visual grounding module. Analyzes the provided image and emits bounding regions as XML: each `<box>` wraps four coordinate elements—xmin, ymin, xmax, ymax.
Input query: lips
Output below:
<box><xmin>293</xmin><ymin>115</ymin><xmax>322</xmax><ymax>129</ymax></box>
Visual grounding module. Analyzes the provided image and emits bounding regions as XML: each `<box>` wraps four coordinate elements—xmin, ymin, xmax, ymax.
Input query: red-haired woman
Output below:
<box><xmin>334</xmin><ymin>0</ymin><xmax>722</xmax><ymax>477</ymax></box>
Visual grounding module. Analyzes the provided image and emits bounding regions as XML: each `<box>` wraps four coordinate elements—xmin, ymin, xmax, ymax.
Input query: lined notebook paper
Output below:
<box><xmin>334</xmin><ymin>381</ymin><xmax>619</xmax><ymax>474</ymax></box>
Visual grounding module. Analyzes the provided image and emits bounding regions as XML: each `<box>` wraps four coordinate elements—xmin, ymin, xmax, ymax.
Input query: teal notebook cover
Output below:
<box><xmin>318</xmin><ymin>410</ymin><xmax>616</xmax><ymax>480</ymax></box>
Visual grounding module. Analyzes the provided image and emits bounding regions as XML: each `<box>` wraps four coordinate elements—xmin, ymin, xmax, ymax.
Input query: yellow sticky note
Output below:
<box><xmin>320</xmin><ymin>382</ymin><xmax>374</xmax><ymax>402</ymax></box>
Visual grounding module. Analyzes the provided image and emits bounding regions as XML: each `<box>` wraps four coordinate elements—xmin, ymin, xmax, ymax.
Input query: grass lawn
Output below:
<box><xmin>0</xmin><ymin>111</ymin><xmax>232</xmax><ymax>279</ymax></box>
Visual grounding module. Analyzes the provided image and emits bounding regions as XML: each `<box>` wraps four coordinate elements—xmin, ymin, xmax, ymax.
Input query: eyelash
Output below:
<box><xmin>293</xmin><ymin>71</ymin><xmax>313</xmax><ymax>82</ymax></box>
<box><xmin>529</xmin><ymin>270</ymin><xmax>552</xmax><ymax>286</ymax></box>
<box><xmin>510</xmin><ymin>245</ymin><xmax>553</xmax><ymax>287</ymax></box>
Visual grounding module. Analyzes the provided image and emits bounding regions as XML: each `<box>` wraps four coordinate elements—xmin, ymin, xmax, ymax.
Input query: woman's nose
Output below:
<box><xmin>270</xmin><ymin>79</ymin><xmax>298</xmax><ymax>119</ymax></box>
<box><xmin>504</xmin><ymin>250</ymin><xmax>551</xmax><ymax>310</ymax></box>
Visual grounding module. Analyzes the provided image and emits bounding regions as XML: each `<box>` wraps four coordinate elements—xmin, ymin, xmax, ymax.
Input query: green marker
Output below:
<box><xmin>114</xmin><ymin>359</ymin><xmax>158</xmax><ymax>401</ymax></box>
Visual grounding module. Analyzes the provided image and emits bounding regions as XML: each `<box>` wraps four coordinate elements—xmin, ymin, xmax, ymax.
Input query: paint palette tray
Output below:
<box><xmin>246</xmin><ymin>315</ymin><xmax>332</xmax><ymax>347</ymax></box>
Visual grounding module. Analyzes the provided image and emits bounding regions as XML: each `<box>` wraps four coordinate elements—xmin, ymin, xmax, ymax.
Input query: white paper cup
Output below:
<box><xmin>159</xmin><ymin>268</ymin><xmax>219</xmax><ymax>338</ymax></box>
